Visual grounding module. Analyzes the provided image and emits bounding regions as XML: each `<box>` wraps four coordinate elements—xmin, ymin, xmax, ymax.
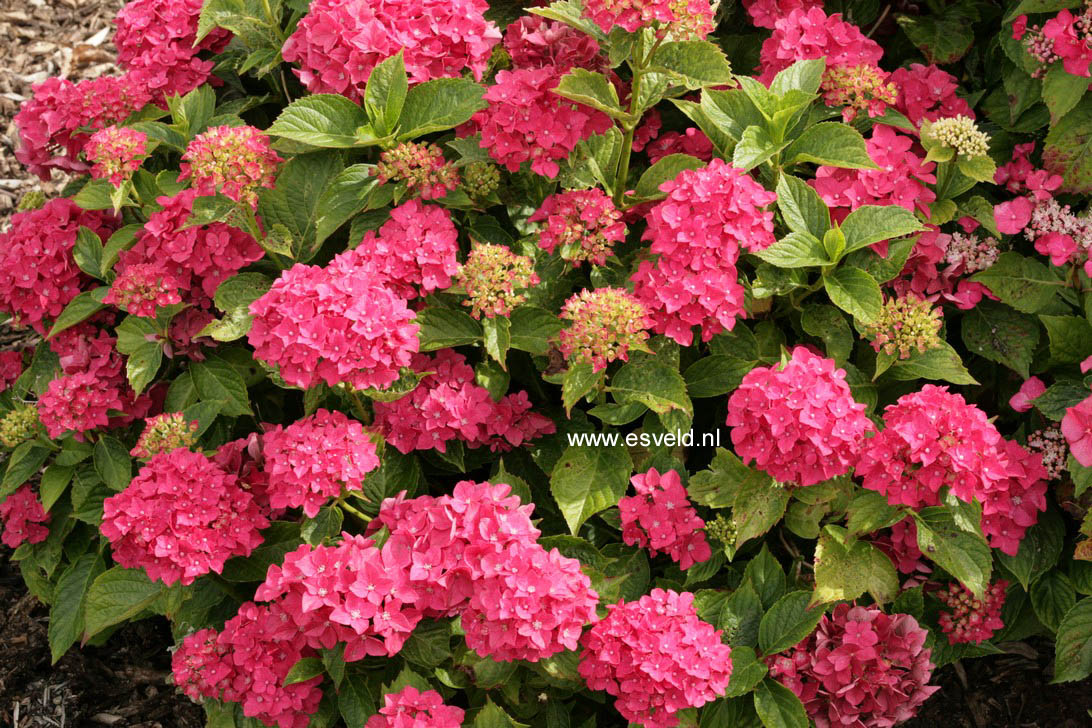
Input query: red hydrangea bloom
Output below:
<box><xmin>100</xmin><ymin>449</ymin><xmax>268</xmax><ymax>585</ymax></box>
<box><xmin>645</xmin><ymin>127</ymin><xmax>714</xmax><ymax>165</ymax></box>
<box><xmin>172</xmin><ymin>601</ymin><xmax>323</xmax><ymax>728</ymax></box>
<box><xmin>767</xmin><ymin>604</ymin><xmax>938</xmax><ymax>728</ymax></box>
<box><xmin>372</xmin><ymin>349</ymin><xmax>554</xmax><ymax>453</ymax></box>
<box><xmin>531</xmin><ymin>188</ymin><xmax>626</xmax><ymax>266</ymax></box>
<box><xmin>168</xmin><ymin>308</ymin><xmax>217</xmax><ymax>360</ymax></box>
<box><xmin>366</xmin><ymin>686</ymin><xmax>465</xmax><ymax>728</ymax></box>
<box><xmin>1038</xmin><ymin>8</ymin><xmax>1092</xmax><ymax>77</ymax></box>
<box><xmin>855</xmin><ymin>385</ymin><xmax>1012</xmax><ymax>509</ymax></box>
<box><xmin>631</xmin><ymin>159</ymin><xmax>776</xmax><ymax>346</ymax></box>
<box><xmin>889</xmin><ymin>64</ymin><xmax>974</xmax><ymax>127</ymax></box>
<box><xmin>350</xmin><ymin>199</ymin><xmax>460</xmax><ymax>299</ymax></box>
<box><xmin>581</xmin><ymin>0</ymin><xmax>714</xmax><ymax>37</ymax></box>
<box><xmin>85</xmin><ymin>126</ymin><xmax>148</xmax><ymax>186</ymax></box>
<box><xmin>504</xmin><ymin>15</ymin><xmax>605</xmax><ymax>72</ymax></box>
<box><xmin>131</xmin><ymin>412</ymin><xmax>199</xmax><ymax>459</ymax></box>
<box><xmin>579</xmin><ymin>589</ymin><xmax>733</xmax><ymax>728</ymax></box>
<box><xmin>994</xmin><ymin>143</ymin><xmax>1062</xmax><ymax>201</ymax></box>
<box><xmin>375</xmin><ymin>481</ymin><xmax>541</xmax><ymax>618</ymax></box>
<box><xmin>103</xmin><ymin>262</ymin><xmax>183</xmax><ymax>317</ymax></box>
<box><xmin>282</xmin><ymin>0</ymin><xmax>500</xmax><ymax>100</ymax></box>
<box><xmin>872</xmin><ymin>517</ymin><xmax>930</xmax><ymax>577</ymax></box>
<box><xmin>619</xmin><ymin>468</ymin><xmax>711</xmax><ymax>569</ymax></box>
<box><xmin>0</xmin><ymin>199</ymin><xmax>116</xmax><ymax>333</ymax></box>
<box><xmin>472</xmin><ymin>67</ymin><xmax>613</xmax><ymax>179</ymax></box>
<box><xmin>0</xmin><ymin>485</ymin><xmax>50</xmax><ymax>548</ymax></box>
<box><xmin>743</xmin><ymin>0</ymin><xmax>824</xmax><ymax>29</ymax></box>
<box><xmin>758</xmin><ymin>8</ymin><xmax>883</xmax><ymax>83</ymax></box>
<box><xmin>726</xmin><ymin>347</ymin><xmax>873</xmax><ymax>486</ymax></box>
<box><xmin>375</xmin><ymin>142</ymin><xmax>459</xmax><ymax>200</ymax></box>
<box><xmin>213</xmin><ymin>433</ymin><xmax>281</xmax><ymax>519</ymax></box>
<box><xmin>247</xmin><ymin>252</ymin><xmax>419</xmax><ymax>391</ymax></box>
<box><xmin>889</xmin><ymin>224</ymin><xmax>997</xmax><ymax>311</ymax></box>
<box><xmin>254</xmin><ymin>533</ymin><xmax>422</xmax><ymax>661</ymax></box>
<box><xmin>938</xmin><ymin>581</ymin><xmax>1008</xmax><ymax>645</ymax></box>
<box><xmin>994</xmin><ymin>196</ymin><xmax>1034</xmax><ymax>235</ymax></box>
<box><xmin>260</xmin><ymin>408</ymin><xmax>380</xmax><ymax>517</ymax></box>
<box><xmin>1010</xmin><ymin>376</ymin><xmax>1047</xmax><ymax>413</ymax></box>
<box><xmin>463</xmin><ymin>541</ymin><xmax>600</xmax><ymax>662</ymax></box>
<box><xmin>117</xmin><ymin>189</ymin><xmax>263</xmax><ymax>308</ymax></box>
<box><xmin>0</xmin><ymin>350</ymin><xmax>24</xmax><ymax>392</ymax></box>
<box><xmin>179</xmin><ymin>125</ymin><xmax>282</xmax><ymax>208</ymax></box>
<box><xmin>1063</xmin><ymin>394</ymin><xmax>1092</xmax><ymax>467</ymax></box>
<box><xmin>559</xmin><ymin>288</ymin><xmax>652</xmax><ymax>372</ymax></box>
<box><xmin>812</xmin><ymin>125</ymin><xmax>936</xmax><ymax>221</ymax></box>
<box><xmin>38</xmin><ymin>370</ymin><xmax>127</xmax><ymax>439</ymax></box>
<box><xmin>980</xmin><ymin>439</ymin><xmax>1049</xmax><ymax>556</ymax></box>
<box><xmin>14</xmin><ymin>73</ymin><xmax>155</xmax><ymax>179</ymax></box>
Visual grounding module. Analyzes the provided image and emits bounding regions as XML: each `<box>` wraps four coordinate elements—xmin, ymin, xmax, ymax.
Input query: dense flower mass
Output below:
<box><xmin>179</xmin><ymin>125</ymin><xmax>282</xmax><ymax>207</ymax></box>
<box><xmin>726</xmin><ymin>347</ymin><xmax>873</xmax><ymax>486</ymax></box>
<box><xmin>559</xmin><ymin>288</ymin><xmax>651</xmax><ymax>372</ymax></box>
<box><xmin>863</xmin><ymin>294</ymin><xmax>944</xmax><ymax>360</ymax></box>
<box><xmin>0</xmin><ymin>485</ymin><xmax>50</xmax><ymax>549</ymax></box>
<box><xmin>979</xmin><ymin>439</ymin><xmax>1049</xmax><ymax>556</ymax></box>
<box><xmin>937</xmin><ymin>580</ymin><xmax>1008</xmax><ymax>645</ymax></box>
<box><xmin>103</xmin><ymin>262</ymin><xmax>183</xmax><ymax>318</ymax></box>
<box><xmin>248</xmin><ymin>253</ymin><xmax>419</xmax><ymax>390</ymax></box>
<box><xmin>890</xmin><ymin>64</ymin><xmax>974</xmax><ymax>126</ymax></box>
<box><xmin>282</xmin><ymin>0</ymin><xmax>500</xmax><ymax>99</ymax></box>
<box><xmin>758</xmin><ymin>8</ymin><xmax>883</xmax><ymax>83</ymax></box>
<box><xmin>0</xmin><ymin>350</ymin><xmax>23</xmax><ymax>393</ymax></box>
<box><xmin>503</xmin><ymin>15</ymin><xmax>604</xmax><ymax>72</ymax></box>
<box><xmin>581</xmin><ymin>0</ymin><xmax>714</xmax><ymax>36</ymax></box>
<box><xmin>768</xmin><ymin>604</ymin><xmax>938</xmax><ymax>728</ymax></box>
<box><xmin>531</xmin><ymin>188</ymin><xmax>626</xmax><ymax>266</ymax></box>
<box><xmin>351</xmin><ymin>199</ymin><xmax>460</xmax><ymax>299</ymax></box>
<box><xmin>743</xmin><ymin>0</ymin><xmax>823</xmax><ymax>29</ymax></box>
<box><xmin>376</xmin><ymin>142</ymin><xmax>460</xmax><ymax>200</ymax></box>
<box><xmin>631</xmin><ymin>159</ymin><xmax>776</xmax><ymax>345</ymax></box>
<box><xmin>260</xmin><ymin>408</ymin><xmax>380</xmax><ymax>517</ymax></box>
<box><xmin>0</xmin><ymin>199</ymin><xmax>116</xmax><ymax>333</ymax></box>
<box><xmin>0</xmin><ymin>405</ymin><xmax>40</xmax><ymax>449</ymax></box>
<box><xmin>1014</xmin><ymin>6</ymin><xmax>1092</xmax><ymax>78</ymax></box>
<box><xmin>579</xmin><ymin>589</ymin><xmax>733</xmax><ymax>728</ymax></box>
<box><xmin>38</xmin><ymin>370</ymin><xmax>127</xmax><ymax>439</ymax></box>
<box><xmin>619</xmin><ymin>468</ymin><xmax>710</xmax><ymax>569</ymax></box>
<box><xmin>101</xmin><ymin>448</ymin><xmax>268</xmax><ymax>585</ymax></box>
<box><xmin>1028</xmin><ymin>426</ymin><xmax>1067</xmax><ymax>480</ymax></box>
<box><xmin>365</xmin><ymin>686</ymin><xmax>465</xmax><ymax>728</ymax></box>
<box><xmin>85</xmin><ymin>126</ymin><xmax>148</xmax><ymax>186</ymax></box>
<box><xmin>130</xmin><ymin>412</ymin><xmax>199</xmax><ymax>459</ymax></box>
<box><xmin>456</xmin><ymin>242</ymin><xmax>538</xmax><ymax>319</ymax></box>
<box><xmin>924</xmin><ymin>116</ymin><xmax>990</xmax><ymax>158</ymax></box>
<box><xmin>821</xmin><ymin>64</ymin><xmax>897</xmax><ymax>122</ymax></box>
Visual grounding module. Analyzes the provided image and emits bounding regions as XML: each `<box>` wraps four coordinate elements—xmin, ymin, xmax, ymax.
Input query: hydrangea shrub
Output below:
<box><xmin>2</xmin><ymin>0</ymin><xmax>1092</xmax><ymax>726</ymax></box>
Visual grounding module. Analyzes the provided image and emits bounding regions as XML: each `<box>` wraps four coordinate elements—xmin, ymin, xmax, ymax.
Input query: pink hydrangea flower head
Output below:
<box><xmin>631</xmin><ymin>159</ymin><xmax>776</xmax><ymax>345</ymax></box>
<box><xmin>0</xmin><ymin>198</ymin><xmax>117</xmax><ymax>333</ymax></box>
<box><xmin>260</xmin><ymin>408</ymin><xmax>380</xmax><ymax>517</ymax></box>
<box><xmin>821</xmin><ymin>63</ymin><xmax>897</xmax><ymax>122</ymax></box>
<box><xmin>504</xmin><ymin>15</ymin><xmax>605</xmax><ymax>71</ymax></box>
<box><xmin>579</xmin><ymin>588</ymin><xmax>733</xmax><ymax>728</ymax></box>
<box><xmin>131</xmin><ymin>412</ymin><xmax>200</xmax><ymax>459</ymax></box>
<box><xmin>767</xmin><ymin>604</ymin><xmax>938</xmax><ymax>728</ymax></box>
<box><xmin>282</xmin><ymin>0</ymin><xmax>500</xmax><ymax>99</ymax></box>
<box><xmin>994</xmin><ymin>143</ymin><xmax>1062</xmax><ymax>200</ymax></box>
<box><xmin>758</xmin><ymin>8</ymin><xmax>883</xmax><ymax>83</ymax></box>
<box><xmin>889</xmin><ymin>64</ymin><xmax>974</xmax><ymax>126</ymax></box>
<box><xmin>938</xmin><ymin>580</ymin><xmax>1008</xmax><ymax>644</ymax></box>
<box><xmin>38</xmin><ymin>370</ymin><xmax>127</xmax><ymax>439</ymax></box>
<box><xmin>0</xmin><ymin>350</ymin><xmax>24</xmax><ymax>393</ymax></box>
<box><xmin>349</xmin><ymin>199</ymin><xmax>460</xmax><ymax>299</ymax></box>
<box><xmin>645</xmin><ymin>127</ymin><xmax>715</xmax><ymax>165</ymax></box>
<box><xmin>171</xmin><ymin>628</ymin><xmax>231</xmax><ymax>704</ymax></box>
<box><xmin>248</xmin><ymin>255</ymin><xmax>419</xmax><ymax>391</ymax></box>
<box><xmin>559</xmin><ymin>288</ymin><xmax>652</xmax><ymax>372</ymax></box>
<box><xmin>531</xmin><ymin>188</ymin><xmax>626</xmax><ymax>266</ymax></box>
<box><xmin>743</xmin><ymin>0</ymin><xmax>824</xmax><ymax>29</ymax></box>
<box><xmin>872</xmin><ymin>517</ymin><xmax>930</xmax><ymax>577</ymax></box>
<box><xmin>855</xmin><ymin>385</ymin><xmax>1013</xmax><ymax>508</ymax></box>
<box><xmin>456</xmin><ymin>242</ymin><xmax>539</xmax><ymax>319</ymax></box>
<box><xmin>85</xmin><ymin>126</ymin><xmax>148</xmax><ymax>186</ymax></box>
<box><xmin>473</xmin><ymin>67</ymin><xmax>613</xmax><ymax>178</ymax></box>
<box><xmin>179</xmin><ymin>125</ymin><xmax>282</xmax><ymax>208</ymax></box>
<box><xmin>365</xmin><ymin>686</ymin><xmax>465</xmax><ymax>728</ymax></box>
<box><xmin>376</xmin><ymin>142</ymin><xmax>460</xmax><ymax>200</ymax></box>
<box><xmin>463</xmin><ymin>542</ymin><xmax>600</xmax><ymax>662</ymax></box>
<box><xmin>944</xmin><ymin>230</ymin><xmax>999</xmax><ymax>273</ymax></box>
<box><xmin>117</xmin><ymin>189</ymin><xmax>264</xmax><ymax>308</ymax></box>
<box><xmin>254</xmin><ymin>533</ymin><xmax>422</xmax><ymax>660</ymax></box>
<box><xmin>1062</xmin><ymin>393</ymin><xmax>1092</xmax><ymax>467</ymax></box>
<box><xmin>863</xmin><ymin>294</ymin><xmax>943</xmax><ymax>360</ymax></box>
<box><xmin>994</xmin><ymin>196</ymin><xmax>1034</xmax><ymax>235</ymax></box>
<box><xmin>373</xmin><ymin>350</ymin><xmax>554</xmax><ymax>453</ymax></box>
<box><xmin>1009</xmin><ymin>377</ymin><xmax>1046</xmax><ymax>413</ymax></box>
<box><xmin>1019</xmin><ymin>196</ymin><xmax>1092</xmax><ymax>273</ymax></box>
<box><xmin>103</xmin><ymin>262</ymin><xmax>184</xmax><ymax>318</ymax></box>
<box><xmin>581</xmin><ymin>0</ymin><xmax>714</xmax><ymax>37</ymax></box>
<box><xmin>979</xmin><ymin>439</ymin><xmax>1048</xmax><ymax>556</ymax></box>
<box><xmin>100</xmin><ymin>448</ymin><xmax>268</xmax><ymax>585</ymax></box>
<box><xmin>1028</xmin><ymin>426</ymin><xmax>1068</xmax><ymax>480</ymax></box>
<box><xmin>726</xmin><ymin>347</ymin><xmax>873</xmax><ymax>486</ymax></box>
<box><xmin>619</xmin><ymin>467</ymin><xmax>711</xmax><ymax>569</ymax></box>
<box><xmin>0</xmin><ymin>485</ymin><xmax>51</xmax><ymax>548</ymax></box>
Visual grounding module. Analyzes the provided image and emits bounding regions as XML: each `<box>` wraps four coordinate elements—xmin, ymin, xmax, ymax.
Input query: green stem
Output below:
<box><xmin>339</xmin><ymin>500</ymin><xmax>373</xmax><ymax>526</ymax></box>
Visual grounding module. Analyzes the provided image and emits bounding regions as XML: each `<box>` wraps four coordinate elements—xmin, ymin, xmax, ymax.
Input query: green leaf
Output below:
<box><xmin>550</xmin><ymin>445</ymin><xmax>633</xmax><ymax>534</ymax></box>
<box><xmin>2</xmin><ymin>444</ymin><xmax>51</xmax><ymax>497</ymax></box>
<box><xmin>683</xmin><ymin>355</ymin><xmax>755</xmax><ymax>398</ymax></box>
<box><xmin>301</xmin><ymin>505</ymin><xmax>344</xmax><ymax>545</ymax></box>
<box><xmin>473</xmin><ymin>699</ymin><xmax>529</xmax><ymax>728</ymax></box>
<box><xmin>191</xmin><ymin>356</ymin><xmax>252</xmax><ymax>416</ymax></box>
<box><xmin>93</xmin><ymin>437</ymin><xmax>132</xmax><ymax>492</ymax></box>
<box><xmin>1035</xmin><ymin>380</ymin><xmax>1090</xmax><ymax>420</ymax></box>
<box><xmin>509</xmin><ymin>306</ymin><xmax>562</xmax><ymax>355</ymax></box>
<box><xmin>562</xmin><ymin>361</ymin><xmax>600</xmax><ymax>415</ymax></box>
<box><xmin>733</xmin><ymin>126</ymin><xmax>786</xmax><ymax>171</ymax></box>
<box><xmin>650</xmin><ymin>40</ymin><xmax>733</xmax><ymax>89</ymax></box>
<box><xmin>398</xmin><ymin>78</ymin><xmax>487</xmax><ymax>139</ymax></box>
<box><xmin>758</xmin><ymin>591</ymin><xmax>824</xmax><ymax>656</ymax></box>
<box><xmin>997</xmin><ymin>508</ymin><xmax>1064</xmax><ymax>589</ymax></box>
<box><xmin>314</xmin><ymin>165</ymin><xmax>381</xmax><ymax>246</ymax></box>
<box><xmin>46</xmin><ymin>288</ymin><xmax>109</xmax><ymax>340</ymax></box>
<box><xmin>800</xmin><ymin>305</ymin><xmax>852</xmax><ymax>363</ymax></box>
<box><xmin>913</xmin><ymin>507</ymin><xmax>993</xmax><ymax>598</ymax></box>
<box><xmin>48</xmin><ymin>553</ymin><xmax>105</xmax><ymax>664</ymax></box>
<box><xmin>82</xmin><ymin>566</ymin><xmax>166</xmax><ymax>642</ymax></box>
<box><xmin>284</xmin><ymin>657</ymin><xmax>325</xmax><ymax>685</ymax></box>
<box><xmin>401</xmin><ymin>619</ymin><xmax>453</xmax><ymax>668</ymax></box>
<box><xmin>257</xmin><ymin>151</ymin><xmax>346</xmax><ymax>262</ymax></box>
<box><xmin>823</xmin><ymin>266</ymin><xmax>882</xmax><ymax>322</ymax></box>
<box><xmin>845</xmin><ymin>490</ymin><xmax>905</xmax><ymax>537</ymax></box>
<box><xmin>1044</xmin><ymin>96</ymin><xmax>1092</xmax><ymax>194</ymax></box>
<box><xmin>416</xmin><ymin>307</ymin><xmax>483</xmax><ymax>350</ymax></box>
<box><xmin>364</xmin><ymin>50</ymin><xmax>408</xmax><ymax>136</ymax></box>
<box><xmin>769</xmin><ymin>58</ymin><xmax>825</xmax><ymax>96</ymax></box>
<box><xmin>753</xmin><ymin>678</ymin><xmax>809</xmax><ymax>728</ymax></box>
<box><xmin>126</xmin><ymin>342</ymin><xmax>163</xmax><ymax>396</ymax></box>
<box><xmin>896</xmin><ymin>8</ymin><xmax>976</xmax><ymax>64</ymax></box>
<box><xmin>723</xmin><ymin>646</ymin><xmax>770</xmax><ymax>698</ymax></box>
<box><xmin>268</xmin><ymin>94</ymin><xmax>370</xmax><ymax>148</ymax></box>
<box><xmin>1053</xmin><ymin>596</ymin><xmax>1092</xmax><ymax>682</ymax></box>
<box><xmin>338</xmin><ymin>673</ymin><xmax>376</xmax><ymax>725</ymax></box>
<box><xmin>73</xmin><ymin>226</ymin><xmax>105</xmax><ymax>280</ymax></box>
<box><xmin>775</xmin><ymin>174</ymin><xmax>830</xmax><ymax>238</ymax></box>
<box><xmin>1032</xmin><ymin>571</ymin><xmax>1077</xmax><ymax>631</ymax></box>
<box><xmin>39</xmin><ymin>465</ymin><xmax>74</xmax><ymax>512</ymax></box>
<box><xmin>482</xmin><ymin>315</ymin><xmax>511</xmax><ymax>369</ymax></box>
<box><xmin>553</xmin><ymin>67</ymin><xmax>626</xmax><ymax>119</ymax></box>
<box><xmin>845</xmin><ymin>236</ymin><xmax>916</xmax><ymax>284</ymax></box>
<box><xmin>956</xmin><ymin>154</ymin><xmax>997</xmax><ymax>184</ymax></box>
<box><xmin>610</xmin><ymin>359</ymin><xmax>693</xmax><ymax>417</ymax></box>
<box><xmin>1040</xmin><ymin>314</ymin><xmax>1092</xmax><ymax>365</ymax></box>
<box><xmin>688</xmin><ymin>448</ymin><xmax>764</xmax><ymax>508</ymax></box>
<box><xmin>634</xmin><ymin>154</ymin><xmax>706</xmax><ymax>199</ymax></box>
<box><xmin>72</xmin><ymin>179</ymin><xmax>115</xmax><ymax>210</ymax></box>
<box><xmin>782</xmin><ymin>122</ymin><xmax>877</xmax><ymax>169</ymax></box>
<box><xmin>883</xmin><ymin>341</ymin><xmax>978</xmax><ymax>385</ymax></box>
<box><xmin>961</xmin><ymin>302</ymin><xmax>1039</xmax><ymax>378</ymax></box>
<box><xmin>813</xmin><ymin>525</ymin><xmax>899</xmax><ymax>605</ymax></box>
<box><xmin>839</xmin><ymin>205</ymin><xmax>925</xmax><ymax>256</ymax></box>
<box><xmin>733</xmin><ymin>477</ymin><xmax>789</xmax><ymax>550</ymax></box>
<box><xmin>756</xmin><ymin>232</ymin><xmax>830</xmax><ymax>268</ymax></box>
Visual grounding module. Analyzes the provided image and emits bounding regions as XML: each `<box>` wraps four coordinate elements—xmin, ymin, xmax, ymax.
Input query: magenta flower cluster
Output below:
<box><xmin>531</xmin><ymin>188</ymin><xmax>626</xmax><ymax>266</ymax></box>
<box><xmin>619</xmin><ymin>468</ymin><xmax>711</xmax><ymax>569</ymax></box>
<box><xmin>0</xmin><ymin>485</ymin><xmax>51</xmax><ymax>549</ymax></box>
<box><xmin>365</xmin><ymin>686</ymin><xmax>464</xmax><ymax>728</ymax></box>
